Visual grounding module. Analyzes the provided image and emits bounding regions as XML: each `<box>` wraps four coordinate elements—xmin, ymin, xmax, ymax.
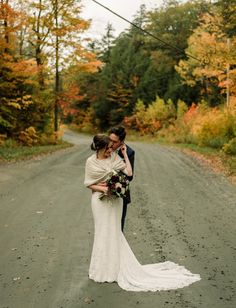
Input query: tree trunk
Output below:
<box><xmin>3</xmin><ymin>0</ymin><xmax>9</xmax><ymax>53</ymax></box>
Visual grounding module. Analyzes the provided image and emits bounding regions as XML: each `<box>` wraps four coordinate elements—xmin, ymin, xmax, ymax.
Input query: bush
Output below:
<box><xmin>127</xmin><ymin>97</ymin><xmax>177</xmax><ymax>135</ymax></box>
<box><xmin>18</xmin><ymin>127</ymin><xmax>39</xmax><ymax>146</ymax></box>
<box><xmin>177</xmin><ymin>99</ymin><xmax>188</xmax><ymax>119</ymax></box>
<box><xmin>222</xmin><ymin>138</ymin><xmax>236</xmax><ymax>155</ymax></box>
<box><xmin>192</xmin><ymin>108</ymin><xmax>235</xmax><ymax>148</ymax></box>
<box><xmin>2</xmin><ymin>138</ymin><xmax>18</xmax><ymax>148</ymax></box>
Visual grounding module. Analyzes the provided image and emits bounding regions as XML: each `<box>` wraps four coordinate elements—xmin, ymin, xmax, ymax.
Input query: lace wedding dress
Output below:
<box><xmin>85</xmin><ymin>153</ymin><xmax>201</xmax><ymax>292</ymax></box>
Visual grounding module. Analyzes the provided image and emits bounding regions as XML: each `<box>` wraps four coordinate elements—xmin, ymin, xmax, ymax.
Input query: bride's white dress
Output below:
<box><xmin>85</xmin><ymin>153</ymin><xmax>201</xmax><ymax>292</ymax></box>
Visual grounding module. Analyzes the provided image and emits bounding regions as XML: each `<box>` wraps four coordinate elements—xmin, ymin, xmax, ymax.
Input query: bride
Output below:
<box><xmin>84</xmin><ymin>134</ymin><xmax>201</xmax><ymax>292</ymax></box>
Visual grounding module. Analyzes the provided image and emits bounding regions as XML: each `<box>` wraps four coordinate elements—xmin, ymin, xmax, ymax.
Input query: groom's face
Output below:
<box><xmin>109</xmin><ymin>133</ymin><xmax>123</xmax><ymax>151</ymax></box>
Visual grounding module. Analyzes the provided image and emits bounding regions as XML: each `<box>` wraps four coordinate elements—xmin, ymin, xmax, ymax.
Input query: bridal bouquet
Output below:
<box><xmin>99</xmin><ymin>170</ymin><xmax>129</xmax><ymax>200</ymax></box>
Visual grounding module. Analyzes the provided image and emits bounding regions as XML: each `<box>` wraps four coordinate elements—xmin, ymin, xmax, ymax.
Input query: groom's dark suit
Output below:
<box><xmin>118</xmin><ymin>144</ymin><xmax>135</xmax><ymax>231</ymax></box>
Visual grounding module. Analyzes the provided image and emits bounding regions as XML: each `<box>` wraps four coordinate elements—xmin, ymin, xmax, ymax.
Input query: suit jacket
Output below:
<box><xmin>118</xmin><ymin>144</ymin><xmax>135</xmax><ymax>204</ymax></box>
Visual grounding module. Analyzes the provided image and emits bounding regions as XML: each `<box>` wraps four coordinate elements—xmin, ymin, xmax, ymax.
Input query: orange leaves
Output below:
<box><xmin>10</xmin><ymin>58</ymin><xmax>37</xmax><ymax>78</ymax></box>
<box><xmin>0</xmin><ymin>2</ymin><xmax>20</xmax><ymax>27</ymax></box>
<box><xmin>72</xmin><ymin>46</ymin><xmax>102</xmax><ymax>73</ymax></box>
<box><xmin>0</xmin><ymin>54</ymin><xmax>37</xmax><ymax>90</ymax></box>
<box><xmin>0</xmin><ymin>1</ymin><xmax>25</xmax><ymax>52</ymax></box>
<box><xmin>60</xmin><ymin>84</ymin><xmax>84</xmax><ymax>103</ymax></box>
<box><xmin>76</xmin><ymin>58</ymin><xmax>102</xmax><ymax>73</ymax></box>
<box><xmin>59</xmin><ymin>84</ymin><xmax>84</xmax><ymax>117</ymax></box>
<box><xmin>183</xmin><ymin>103</ymin><xmax>198</xmax><ymax>124</ymax></box>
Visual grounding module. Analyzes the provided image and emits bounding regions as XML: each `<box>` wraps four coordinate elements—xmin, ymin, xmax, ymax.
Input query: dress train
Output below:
<box><xmin>89</xmin><ymin>192</ymin><xmax>201</xmax><ymax>292</ymax></box>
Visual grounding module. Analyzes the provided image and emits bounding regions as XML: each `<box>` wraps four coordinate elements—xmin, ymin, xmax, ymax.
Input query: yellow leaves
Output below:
<box><xmin>19</xmin><ymin>126</ymin><xmax>39</xmax><ymax>146</ymax></box>
<box><xmin>131</xmin><ymin>75</ymin><xmax>139</xmax><ymax>87</ymax></box>
<box><xmin>176</xmin><ymin>10</ymin><xmax>236</xmax><ymax>96</ymax></box>
<box><xmin>6</xmin><ymin>96</ymin><xmax>33</xmax><ymax>110</ymax></box>
<box><xmin>177</xmin><ymin>99</ymin><xmax>188</xmax><ymax>119</ymax></box>
<box><xmin>183</xmin><ymin>103</ymin><xmax>236</xmax><ymax>148</ymax></box>
<box><xmin>175</xmin><ymin>60</ymin><xmax>196</xmax><ymax>86</ymax></box>
<box><xmin>7</xmin><ymin>102</ymin><xmax>21</xmax><ymax>109</ymax></box>
<box><xmin>129</xmin><ymin>97</ymin><xmax>177</xmax><ymax>135</ymax></box>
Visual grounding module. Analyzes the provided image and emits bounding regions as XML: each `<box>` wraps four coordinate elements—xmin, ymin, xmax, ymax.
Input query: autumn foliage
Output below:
<box><xmin>126</xmin><ymin>98</ymin><xmax>236</xmax><ymax>154</ymax></box>
<box><xmin>0</xmin><ymin>0</ymin><xmax>100</xmax><ymax>146</ymax></box>
<box><xmin>0</xmin><ymin>0</ymin><xmax>236</xmax><ymax>154</ymax></box>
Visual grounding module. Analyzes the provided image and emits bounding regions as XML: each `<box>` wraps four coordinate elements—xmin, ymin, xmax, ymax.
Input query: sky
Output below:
<box><xmin>81</xmin><ymin>0</ymin><xmax>164</xmax><ymax>39</ymax></box>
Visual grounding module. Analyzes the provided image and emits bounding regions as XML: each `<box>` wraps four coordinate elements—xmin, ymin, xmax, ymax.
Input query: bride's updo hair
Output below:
<box><xmin>91</xmin><ymin>134</ymin><xmax>110</xmax><ymax>151</ymax></box>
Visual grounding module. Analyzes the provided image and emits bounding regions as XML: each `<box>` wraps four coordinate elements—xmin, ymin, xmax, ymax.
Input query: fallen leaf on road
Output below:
<box><xmin>84</xmin><ymin>297</ymin><xmax>92</xmax><ymax>304</ymax></box>
<box><xmin>13</xmin><ymin>277</ymin><xmax>21</xmax><ymax>281</ymax></box>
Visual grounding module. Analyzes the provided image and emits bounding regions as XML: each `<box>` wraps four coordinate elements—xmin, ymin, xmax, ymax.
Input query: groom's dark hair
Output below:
<box><xmin>109</xmin><ymin>126</ymin><xmax>126</xmax><ymax>142</ymax></box>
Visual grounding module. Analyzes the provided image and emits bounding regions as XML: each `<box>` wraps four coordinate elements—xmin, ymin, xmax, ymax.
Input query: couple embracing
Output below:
<box><xmin>84</xmin><ymin>126</ymin><xmax>201</xmax><ymax>291</ymax></box>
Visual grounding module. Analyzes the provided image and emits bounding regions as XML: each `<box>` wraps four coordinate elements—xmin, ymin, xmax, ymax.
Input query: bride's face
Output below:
<box><xmin>104</xmin><ymin>142</ymin><xmax>113</xmax><ymax>158</ymax></box>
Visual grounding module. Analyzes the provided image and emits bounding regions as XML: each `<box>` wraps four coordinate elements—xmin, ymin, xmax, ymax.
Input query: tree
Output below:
<box><xmin>0</xmin><ymin>1</ymin><xmax>39</xmax><ymax>136</ymax></box>
<box><xmin>216</xmin><ymin>0</ymin><xmax>236</xmax><ymax>37</ymax></box>
<box><xmin>176</xmin><ymin>11</ymin><xmax>236</xmax><ymax>105</ymax></box>
<box><xmin>97</xmin><ymin>22</ymin><xmax>115</xmax><ymax>63</ymax></box>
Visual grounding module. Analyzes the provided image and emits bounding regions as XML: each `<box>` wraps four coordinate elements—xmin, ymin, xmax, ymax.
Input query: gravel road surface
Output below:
<box><xmin>0</xmin><ymin>130</ymin><xmax>236</xmax><ymax>308</ymax></box>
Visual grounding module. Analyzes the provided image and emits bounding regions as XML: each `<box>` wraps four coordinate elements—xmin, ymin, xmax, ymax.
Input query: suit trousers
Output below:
<box><xmin>121</xmin><ymin>201</ymin><xmax>128</xmax><ymax>232</ymax></box>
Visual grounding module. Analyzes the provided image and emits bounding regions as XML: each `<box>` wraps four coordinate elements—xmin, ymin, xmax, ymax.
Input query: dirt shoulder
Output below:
<box><xmin>179</xmin><ymin>148</ymin><xmax>236</xmax><ymax>185</ymax></box>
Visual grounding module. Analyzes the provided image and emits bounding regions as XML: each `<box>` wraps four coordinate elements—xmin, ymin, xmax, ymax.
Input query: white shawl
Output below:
<box><xmin>84</xmin><ymin>152</ymin><xmax>126</xmax><ymax>187</ymax></box>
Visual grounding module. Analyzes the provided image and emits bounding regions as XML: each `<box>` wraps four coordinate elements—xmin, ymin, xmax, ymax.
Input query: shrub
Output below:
<box><xmin>222</xmin><ymin>138</ymin><xmax>236</xmax><ymax>155</ymax></box>
<box><xmin>18</xmin><ymin>127</ymin><xmax>39</xmax><ymax>146</ymax></box>
<box><xmin>2</xmin><ymin>138</ymin><xmax>18</xmax><ymax>148</ymax></box>
<box><xmin>129</xmin><ymin>97</ymin><xmax>177</xmax><ymax>135</ymax></box>
<box><xmin>177</xmin><ymin>99</ymin><xmax>188</xmax><ymax>119</ymax></box>
<box><xmin>192</xmin><ymin>108</ymin><xmax>235</xmax><ymax>148</ymax></box>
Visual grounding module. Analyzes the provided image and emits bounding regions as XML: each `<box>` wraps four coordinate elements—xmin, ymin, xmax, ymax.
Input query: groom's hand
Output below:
<box><xmin>120</xmin><ymin>144</ymin><xmax>127</xmax><ymax>156</ymax></box>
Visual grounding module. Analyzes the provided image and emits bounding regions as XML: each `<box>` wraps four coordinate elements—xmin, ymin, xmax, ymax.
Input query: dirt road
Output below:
<box><xmin>0</xmin><ymin>130</ymin><xmax>236</xmax><ymax>308</ymax></box>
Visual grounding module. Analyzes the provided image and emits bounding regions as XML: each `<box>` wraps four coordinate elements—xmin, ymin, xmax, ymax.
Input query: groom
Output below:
<box><xmin>109</xmin><ymin>126</ymin><xmax>135</xmax><ymax>232</ymax></box>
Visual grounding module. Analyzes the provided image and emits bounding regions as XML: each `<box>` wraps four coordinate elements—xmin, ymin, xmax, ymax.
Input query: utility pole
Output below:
<box><xmin>54</xmin><ymin>0</ymin><xmax>59</xmax><ymax>132</ymax></box>
<box><xmin>226</xmin><ymin>38</ymin><xmax>230</xmax><ymax>108</ymax></box>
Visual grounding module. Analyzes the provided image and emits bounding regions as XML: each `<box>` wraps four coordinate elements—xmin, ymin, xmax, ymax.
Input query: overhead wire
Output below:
<box><xmin>90</xmin><ymin>0</ymin><xmax>227</xmax><ymax>90</ymax></box>
<box><xmin>91</xmin><ymin>0</ymin><xmax>201</xmax><ymax>63</ymax></box>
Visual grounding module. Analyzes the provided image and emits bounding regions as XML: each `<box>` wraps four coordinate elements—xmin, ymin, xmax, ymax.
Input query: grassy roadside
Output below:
<box><xmin>0</xmin><ymin>141</ymin><xmax>73</xmax><ymax>163</ymax></box>
<box><xmin>127</xmin><ymin>131</ymin><xmax>236</xmax><ymax>182</ymax></box>
<box><xmin>170</xmin><ymin>143</ymin><xmax>236</xmax><ymax>179</ymax></box>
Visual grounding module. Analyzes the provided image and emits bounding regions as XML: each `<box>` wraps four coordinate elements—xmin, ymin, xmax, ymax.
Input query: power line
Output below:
<box><xmin>91</xmin><ymin>0</ymin><xmax>201</xmax><ymax>63</ymax></box>
<box><xmin>90</xmin><ymin>0</ymin><xmax>227</xmax><ymax>92</ymax></box>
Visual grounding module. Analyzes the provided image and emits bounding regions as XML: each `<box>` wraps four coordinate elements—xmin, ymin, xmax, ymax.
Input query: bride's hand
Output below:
<box><xmin>101</xmin><ymin>186</ymin><xmax>109</xmax><ymax>194</ymax></box>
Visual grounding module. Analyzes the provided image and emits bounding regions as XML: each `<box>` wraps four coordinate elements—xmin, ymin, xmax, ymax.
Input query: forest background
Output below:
<box><xmin>0</xmin><ymin>0</ymin><xmax>236</xmax><ymax>173</ymax></box>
